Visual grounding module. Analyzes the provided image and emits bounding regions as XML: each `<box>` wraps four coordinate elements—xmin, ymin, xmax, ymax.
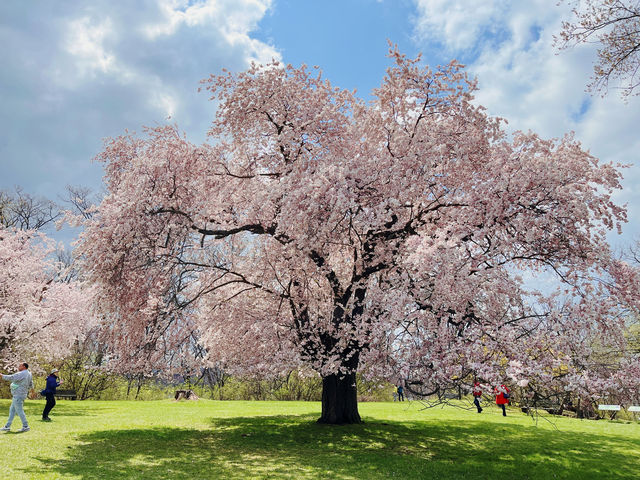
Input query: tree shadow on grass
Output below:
<box><xmin>0</xmin><ymin>399</ymin><xmax>107</xmax><ymax>421</ymax></box>
<box><xmin>23</xmin><ymin>401</ymin><xmax>108</xmax><ymax>418</ymax></box>
<box><xmin>25</xmin><ymin>414</ymin><xmax>640</xmax><ymax>480</ymax></box>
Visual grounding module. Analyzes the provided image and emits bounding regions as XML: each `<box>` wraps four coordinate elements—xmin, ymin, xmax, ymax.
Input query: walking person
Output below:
<box><xmin>495</xmin><ymin>384</ymin><xmax>510</xmax><ymax>416</ymax></box>
<box><xmin>397</xmin><ymin>384</ymin><xmax>404</xmax><ymax>402</ymax></box>
<box><xmin>473</xmin><ymin>381</ymin><xmax>483</xmax><ymax>413</ymax></box>
<box><xmin>41</xmin><ymin>369</ymin><xmax>63</xmax><ymax>421</ymax></box>
<box><xmin>1</xmin><ymin>362</ymin><xmax>34</xmax><ymax>432</ymax></box>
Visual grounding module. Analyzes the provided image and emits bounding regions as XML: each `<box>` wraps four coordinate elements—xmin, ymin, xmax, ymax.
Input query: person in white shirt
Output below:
<box><xmin>1</xmin><ymin>362</ymin><xmax>34</xmax><ymax>432</ymax></box>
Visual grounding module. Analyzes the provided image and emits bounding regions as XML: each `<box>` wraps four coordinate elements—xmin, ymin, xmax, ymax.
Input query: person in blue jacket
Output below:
<box><xmin>41</xmin><ymin>369</ymin><xmax>62</xmax><ymax>421</ymax></box>
<box><xmin>397</xmin><ymin>384</ymin><xmax>405</xmax><ymax>402</ymax></box>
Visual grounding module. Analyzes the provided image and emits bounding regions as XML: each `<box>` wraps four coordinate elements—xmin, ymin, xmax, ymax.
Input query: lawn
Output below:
<box><xmin>0</xmin><ymin>398</ymin><xmax>638</xmax><ymax>479</ymax></box>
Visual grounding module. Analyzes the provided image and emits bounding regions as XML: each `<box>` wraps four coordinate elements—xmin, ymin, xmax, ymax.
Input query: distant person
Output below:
<box><xmin>495</xmin><ymin>384</ymin><xmax>510</xmax><ymax>416</ymax></box>
<box><xmin>41</xmin><ymin>369</ymin><xmax>63</xmax><ymax>421</ymax></box>
<box><xmin>1</xmin><ymin>362</ymin><xmax>34</xmax><ymax>432</ymax></box>
<box><xmin>397</xmin><ymin>384</ymin><xmax>404</xmax><ymax>402</ymax></box>
<box><xmin>472</xmin><ymin>381</ymin><xmax>483</xmax><ymax>413</ymax></box>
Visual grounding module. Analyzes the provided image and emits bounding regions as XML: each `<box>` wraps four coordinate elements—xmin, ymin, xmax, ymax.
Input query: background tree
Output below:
<box><xmin>80</xmin><ymin>48</ymin><xmax>629</xmax><ymax>424</ymax></box>
<box><xmin>0</xmin><ymin>187</ymin><xmax>59</xmax><ymax>230</ymax></box>
<box><xmin>60</xmin><ymin>334</ymin><xmax>115</xmax><ymax>400</ymax></box>
<box><xmin>0</xmin><ymin>226</ymin><xmax>95</xmax><ymax>368</ymax></box>
<box><xmin>59</xmin><ymin>185</ymin><xmax>101</xmax><ymax>222</ymax></box>
<box><xmin>557</xmin><ymin>0</ymin><xmax>640</xmax><ymax>97</ymax></box>
<box><xmin>0</xmin><ymin>186</ymin><xmax>97</xmax><ymax>371</ymax></box>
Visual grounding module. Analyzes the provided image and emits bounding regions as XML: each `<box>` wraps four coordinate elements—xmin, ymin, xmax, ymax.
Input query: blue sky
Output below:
<box><xmin>254</xmin><ymin>0</ymin><xmax>423</xmax><ymax>96</ymax></box>
<box><xmin>1</xmin><ymin>0</ymin><xmax>639</xmax><ymax>248</ymax></box>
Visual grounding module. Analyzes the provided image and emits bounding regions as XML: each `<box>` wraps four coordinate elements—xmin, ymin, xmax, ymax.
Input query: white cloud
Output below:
<box><xmin>0</xmin><ymin>0</ymin><xmax>279</xmax><ymax>208</ymax></box>
<box><xmin>66</xmin><ymin>17</ymin><xmax>117</xmax><ymax>77</ymax></box>
<box><xmin>144</xmin><ymin>0</ymin><xmax>272</xmax><ymax>46</ymax></box>
<box><xmin>412</xmin><ymin>0</ymin><xmax>640</xmax><ymax>247</ymax></box>
<box><xmin>413</xmin><ymin>0</ymin><xmax>504</xmax><ymax>52</ymax></box>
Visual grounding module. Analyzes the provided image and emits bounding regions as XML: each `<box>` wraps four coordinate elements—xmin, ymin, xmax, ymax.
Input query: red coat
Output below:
<box><xmin>472</xmin><ymin>382</ymin><xmax>482</xmax><ymax>397</ymax></box>
<box><xmin>495</xmin><ymin>385</ymin><xmax>510</xmax><ymax>405</ymax></box>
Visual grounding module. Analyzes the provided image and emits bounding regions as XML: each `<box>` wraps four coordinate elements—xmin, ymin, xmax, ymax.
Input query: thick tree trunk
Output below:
<box><xmin>317</xmin><ymin>371</ymin><xmax>362</xmax><ymax>424</ymax></box>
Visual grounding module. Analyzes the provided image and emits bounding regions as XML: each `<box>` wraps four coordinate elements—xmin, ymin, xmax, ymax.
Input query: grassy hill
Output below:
<box><xmin>0</xmin><ymin>399</ymin><xmax>638</xmax><ymax>479</ymax></box>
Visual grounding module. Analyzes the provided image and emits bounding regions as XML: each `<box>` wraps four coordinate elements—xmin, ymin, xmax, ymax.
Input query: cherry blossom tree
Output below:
<box><xmin>79</xmin><ymin>48</ymin><xmax>630</xmax><ymax>424</ymax></box>
<box><xmin>492</xmin><ymin>251</ymin><xmax>640</xmax><ymax>417</ymax></box>
<box><xmin>557</xmin><ymin>0</ymin><xmax>640</xmax><ymax>97</ymax></box>
<box><xmin>0</xmin><ymin>227</ymin><xmax>96</xmax><ymax>369</ymax></box>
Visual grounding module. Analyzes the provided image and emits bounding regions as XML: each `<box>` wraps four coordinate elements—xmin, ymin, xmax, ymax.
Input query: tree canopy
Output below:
<box><xmin>79</xmin><ymin>48</ymin><xmax>637</xmax><ymax>423</ymax></box>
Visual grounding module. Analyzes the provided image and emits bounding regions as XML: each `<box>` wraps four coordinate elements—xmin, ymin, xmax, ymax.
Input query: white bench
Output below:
<box><xmin>628</xmin><ymin>406</ymin><xmax>640</xmax><ymax>412</ymax></box>
<box><xmin>597</xmin><ymin>404</ymin><xmax>621</xmax><ymax>419</ymax></box>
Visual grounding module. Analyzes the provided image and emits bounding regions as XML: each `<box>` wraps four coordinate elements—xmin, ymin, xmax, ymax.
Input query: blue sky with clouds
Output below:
<box><xmin>1</xmin><ymin>0</ymin><xmax>639</xmax><ymax>248</ymax></box>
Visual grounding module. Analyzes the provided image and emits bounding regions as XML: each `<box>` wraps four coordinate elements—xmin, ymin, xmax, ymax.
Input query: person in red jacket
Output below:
<box><xmin>472</xmin><ymin>381</ymin><xmax>483</xmax><ymax>413</ymax></box>
<box><xmin>495</xmin><ymin>384</ymin><xmax>510</xmax><ymax>416</ymax></box>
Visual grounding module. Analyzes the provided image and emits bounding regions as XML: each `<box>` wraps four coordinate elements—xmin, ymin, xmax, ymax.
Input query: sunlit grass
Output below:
<box><xmin>0</xmin><ymin>399</ymin><xmax>638</xmax><ymax>479</ymax></box>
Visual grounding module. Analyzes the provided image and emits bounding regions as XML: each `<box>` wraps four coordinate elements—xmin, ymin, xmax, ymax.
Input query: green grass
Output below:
<box><xmin>0</xmin><ymin>399</ymin><xmax>638</xmax><ymax>479</ymax></box>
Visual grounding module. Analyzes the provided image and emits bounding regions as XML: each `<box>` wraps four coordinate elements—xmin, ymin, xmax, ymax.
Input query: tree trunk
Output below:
<box><xmin>318</xmin><ymin>371</ymin><xmax>362</xmax><ymax>424</ymax></box>
<box><xmin>126</xmin><ymin>376</ymin><xmax>133</xmax><ymax>397</ymax></box>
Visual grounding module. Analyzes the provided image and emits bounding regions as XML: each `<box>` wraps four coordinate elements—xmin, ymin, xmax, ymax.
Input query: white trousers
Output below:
<box><xmin>5</xmin><ymin>396</ymin><xmax>28</xmax><ymax>428</ymax></box>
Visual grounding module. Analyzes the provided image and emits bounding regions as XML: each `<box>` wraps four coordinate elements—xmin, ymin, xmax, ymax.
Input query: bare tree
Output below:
<box><xmin>60</xmin><ymin>185</ymin><xmax>100</xmax><ymax>220</ymax></box>
<box><xmin>0</xmin><ymin>187</ymin><xmax>59</xmax><ymax>230</ymax></box>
